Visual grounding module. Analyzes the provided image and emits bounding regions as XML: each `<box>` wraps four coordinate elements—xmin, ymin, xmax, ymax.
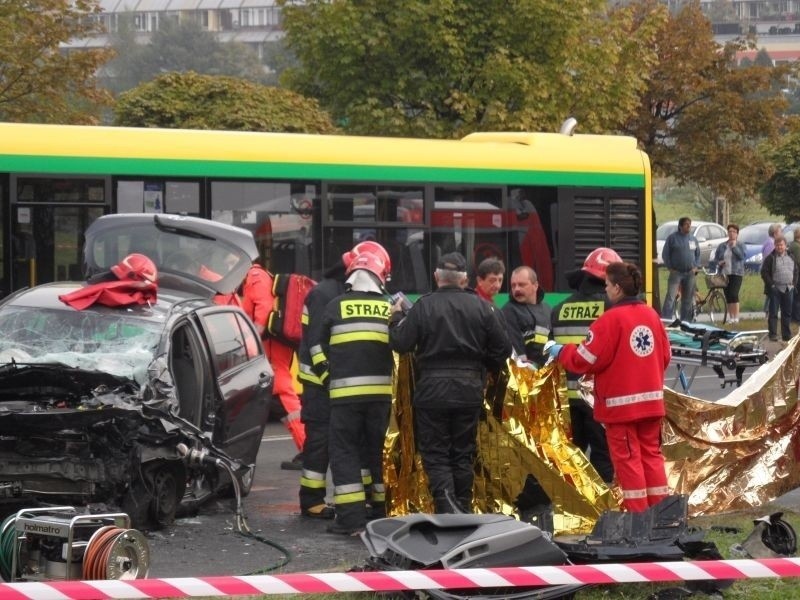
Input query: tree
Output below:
<box><xmin>761</xmin><ymin>121</ymin><xmax>800</xmax><ymax>222</ymax></box>
<box><xmin>113</xmin><ymin>71</ymin><xmax>338</xmax><ymax>134</ymax></box>
<box><xmin>0</xmin><ymin>0</ymin><xmax>112</xmax><ymax>123</ymax></box>
<box><xmin>278</xmin><ymin>0</ymin><xmax>664</xmax><ymax>137</ymax></box>
<box><xmin>104</xmin><ymin>17</ymin><xmax>270</xmax><ymax>94</ymax></box>
<box><xmin>620</xmin><ymin>0</ymin><xmax>788</xmax><ymax>205</ymax></box>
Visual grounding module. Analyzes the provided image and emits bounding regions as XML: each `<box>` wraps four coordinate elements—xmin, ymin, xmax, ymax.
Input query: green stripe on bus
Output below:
<box><xmin>3</xmin><ymin>155</ymin><xmax>644</xmax><ymax>187</ymax></box>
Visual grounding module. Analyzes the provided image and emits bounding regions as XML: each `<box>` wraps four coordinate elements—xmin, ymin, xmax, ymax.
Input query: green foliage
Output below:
<box><xmin>113</xmin><ymin>71</ymin><xmax>338</xmax><ymax>134</ymax></box>
<box><xmin>0</xmin><ymin>0</ymin><xmax>112</xmax><ymax>123</ymax></box>
<box><xmin>104</xmin><ymin>17</ymin><xmax>270</xmax><ymax>94</ymax></box>
<box><xmin>620</xmin><ymin>1</ymin><xmax>788</xmax><ymax>207</ymax></box>
<box><xmin>760</xmin><ymin>122</ymin><xmax>800</xmax><ymax>222</ymax></box>
<box><xmin>278</xmin><ymin>0</ymin><xmax>663</xmax><ymax>137</ymax></box>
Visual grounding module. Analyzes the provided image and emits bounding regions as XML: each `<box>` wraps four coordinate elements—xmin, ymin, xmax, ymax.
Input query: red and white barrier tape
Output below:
<box><xmin>2</xmin><ymin>559</ymin><xmax>800</xmax><ymax>599</ymax></box>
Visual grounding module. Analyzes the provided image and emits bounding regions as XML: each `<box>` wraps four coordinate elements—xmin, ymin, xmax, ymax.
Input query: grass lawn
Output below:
<box><xmin>656</xmin><ymin>269</ymin><xmax>766</xmax><ymax>314</ymax></box>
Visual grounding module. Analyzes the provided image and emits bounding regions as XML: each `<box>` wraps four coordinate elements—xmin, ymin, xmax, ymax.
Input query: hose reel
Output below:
<box><xmin>0</xmin><ymin>506</ymin><xmax>149</xmax><ymax>582</ymax></box>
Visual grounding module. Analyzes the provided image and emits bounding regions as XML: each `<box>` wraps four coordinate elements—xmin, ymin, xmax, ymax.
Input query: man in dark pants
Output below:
<box><xmin>317</xmin><ymin>251</ymin><xmax>393</xmax><ymax>535</ymax></box>
<box><xmin>551</xmin><ymin>247</ymin><xmax>621</xmax><ymax>484</ymax></box>
<box><xmin>298</xmin><ymin>241</ymin><xmax>392</xmax><ymax>520</ymax></box>
<box><xmin>389</xmin><ymin>252</ymin><xmax>511</xmax><ymax>513</ymax></box>
<box><xmin>761</xmin><ymin>236</ymin><xmax>798</xmax><ymax>342</ymax></box>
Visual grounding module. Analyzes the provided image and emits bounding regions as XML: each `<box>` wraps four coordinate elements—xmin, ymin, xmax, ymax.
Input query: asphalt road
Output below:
<box><xmin>147</xmin><ymin>422</ymin><xmax>369</xmax><ymax>577</ymax></box>
<box><xmin>145</xmin><ymin>338</ymin><xmax>793</xmax><ymax>578</ymax></box>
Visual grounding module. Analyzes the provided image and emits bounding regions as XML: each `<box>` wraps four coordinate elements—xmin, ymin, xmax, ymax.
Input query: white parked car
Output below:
<box><xmin>656</xmin><ymin>220</ymin><xmax>728</xmax><ymax>267</ymax></box>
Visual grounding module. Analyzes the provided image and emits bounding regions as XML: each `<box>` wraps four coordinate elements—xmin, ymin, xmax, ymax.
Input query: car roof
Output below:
<box><xmin>0</xmin><ymin>282</ymin><xmax>204</xmax><ymax>317</ymax></box>
<box><xmin>83</xmin><ymin>214</ymin><xmax>259</xmax><ymax>296</ymax></box>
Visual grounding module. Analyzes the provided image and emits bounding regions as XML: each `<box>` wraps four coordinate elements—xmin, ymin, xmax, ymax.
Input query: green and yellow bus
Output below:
<box><xmin>0</xmin><ymin>122</ymin><xmax>653</xmax><ymax>303</ymax></box>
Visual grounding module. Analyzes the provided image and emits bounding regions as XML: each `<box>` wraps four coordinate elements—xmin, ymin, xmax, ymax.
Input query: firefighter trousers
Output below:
<box><xmin>569</xmin><ymin>399</ymin><xmax>614</xmax><ymax>483</ymax></box>
<box><xmin>299</xmin><ymin>384</ymin><xmax>329</xmax><ymax>511</ymax></box>
<box><xmin>329</xmin><ymin>401</ymin><xmax>390</xmax><ymax>530</ymax></box>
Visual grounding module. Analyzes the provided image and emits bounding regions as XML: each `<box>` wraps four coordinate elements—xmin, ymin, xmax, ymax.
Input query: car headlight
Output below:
<box><xmin>746</xmin><ymin>253</ymin><xmax>762</xmax><ymax>263</ymax></box>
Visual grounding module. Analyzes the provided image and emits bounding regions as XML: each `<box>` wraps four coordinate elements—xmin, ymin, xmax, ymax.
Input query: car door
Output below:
<box><xmin>197</xmin><ymin>307</ymin><xmax>273</xmax><ymax>465</ymax></box>
<box><xmin>695</xmin><ymin>224</ymin><xmax>721</xmax><ymax>265</ymax></box>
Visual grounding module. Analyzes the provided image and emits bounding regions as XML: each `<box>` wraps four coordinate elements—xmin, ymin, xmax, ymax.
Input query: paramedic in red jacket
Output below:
<box><xmin>547</xmin><ymin>262</ymin><xmax>671</xmax><ymax>512</ymax></box>
<box><xmin>242</xmin><ymin>262</ymin><xmax>305</xmax><ymax>459</ymax></box>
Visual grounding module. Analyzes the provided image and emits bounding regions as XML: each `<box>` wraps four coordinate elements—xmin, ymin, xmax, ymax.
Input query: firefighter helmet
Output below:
<box><xmin>582</xmin><ymin>247</ymin><xmax>621</xmax><ymax>280</ymax></box>
<box><xmin>346</xmin><ymin>251</ymin><xmax>390</xmax><ymax>285</ymax></box>
<box><xmin>342</xmin><ymin>241</ymin><xmax>392</xmax><ymax>275</ymax></box>
<box><xmin>111</xmin><ymin>253</ymin><xmax>158</xmax><ymax>284</ymax></box>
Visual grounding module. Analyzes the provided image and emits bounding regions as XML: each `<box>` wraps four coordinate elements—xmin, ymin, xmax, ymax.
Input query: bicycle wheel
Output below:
<box><xmin>704</xmin><ymin>290</ymin><xmax>728</xmax><ymax>325</ymax></box>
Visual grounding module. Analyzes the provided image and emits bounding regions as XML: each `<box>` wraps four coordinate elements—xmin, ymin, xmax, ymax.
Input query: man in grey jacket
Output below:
<box><xmin>661</xmin><ymin>216</ymin><xmax>701</xmax><ymax>322</ymax></box>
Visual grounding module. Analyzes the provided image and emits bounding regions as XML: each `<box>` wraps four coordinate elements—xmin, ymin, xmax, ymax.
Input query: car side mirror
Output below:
<box><xmin>696</xmin><ymin>236</ymin><xmax>707</xmax><ymax>242</ymax></box>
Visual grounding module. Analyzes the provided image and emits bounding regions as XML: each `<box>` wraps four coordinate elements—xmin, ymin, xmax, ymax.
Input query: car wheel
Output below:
<box><xmin>147</xmin><ymin>463</ymin><xmax>185</xmax><ymax>528</ymax></box>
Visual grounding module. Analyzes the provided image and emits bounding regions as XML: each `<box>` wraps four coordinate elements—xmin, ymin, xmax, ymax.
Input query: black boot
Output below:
<box><xmin>457</xmin><ymin>497</ymin><xmax>472</xmax><ymax>513</ymax></box>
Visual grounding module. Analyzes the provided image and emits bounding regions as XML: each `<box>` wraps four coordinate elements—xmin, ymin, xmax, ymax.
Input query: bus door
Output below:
<box><xmin>10</xmin><ymin>176</ymin><xmax>109</xmax><ymax>291</ymax></box>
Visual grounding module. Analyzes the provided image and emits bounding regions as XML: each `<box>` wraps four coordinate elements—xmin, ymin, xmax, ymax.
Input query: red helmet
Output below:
<box><xmin>111</xmin><ymin>253</ymin><xmax>158</xmax><ymax>284</ymax></box>
<box><xmin>582</xmin><ymin>247</ymin><xmax>621</xmax><ymax>280</ymax></box>
<box><xmin>342</xmin><ymin>241</ymin><xmax>391</xmax><ymax>276</ymax></box>
<box><xmin>345</xmin><ymin>251</ymin><xmax>390</xmax><ymax>285</ymax></box>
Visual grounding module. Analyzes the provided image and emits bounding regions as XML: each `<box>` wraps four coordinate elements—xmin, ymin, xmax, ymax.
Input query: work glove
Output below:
<box><xmin>543</xmin><ymin>341</ymin><xmax>563</xmax><ymax>361</ymax></box>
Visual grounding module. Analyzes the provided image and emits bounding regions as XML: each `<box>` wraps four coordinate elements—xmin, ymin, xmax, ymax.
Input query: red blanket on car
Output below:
<box><xmin>59</xmin><ymin>280</ymin><xmax>157</xmax><ymax>310</ymax></box>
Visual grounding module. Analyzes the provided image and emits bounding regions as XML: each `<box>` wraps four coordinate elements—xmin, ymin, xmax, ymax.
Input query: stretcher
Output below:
<box><xmin>663</xmin><ymin>319</ymin><xmax>769</xmax><ymax>393</ymax></box>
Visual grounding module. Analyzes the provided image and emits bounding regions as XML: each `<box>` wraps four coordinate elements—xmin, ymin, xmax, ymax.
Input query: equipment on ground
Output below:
<box><xmin>0</xmin><ymin>507</ymin><xmax>149</xmax><ymax>582</ymax></box>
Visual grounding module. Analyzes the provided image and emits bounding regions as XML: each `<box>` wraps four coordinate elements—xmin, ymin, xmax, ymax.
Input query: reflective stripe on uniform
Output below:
<box><xmin>647</xmin><ymin>486</ymin><xmax>670</xmax><ymax>496</ymax></box>
<box><xmin>577</xmin><ymin>344</ymin><xmax>597</xmax><ymax>364</ymax></box>
<box><xmin>328</xmin><ymin>382</ymin><xmax>392</xmax><ymax>400</ymax></box>
<box><xmin>371</xmin><ymin>482</ymin><xmax>386</xmax><ymax>502</ymax></box>
<box><xmin>298</xmin><ymin>362</ymin><xmax>324</xmax><ymax>385</ymax></box>
<box><xmin>334</xmin><ymin>483</ymin><xmax>366</xmax><ymax>505</ymax></box>
<box><xmin>361</xmin><ymin>469</ymin><xmax>373</xmax><ymax>486</ymax></box>
<box><xmin>301</xmin><ymin>305</ymin><xmax>309</xmax><ymax>325</ymax></box>
<box><xmin>605</xmin><ymin>390</ymin><xmax>663</xmax><ymax>408</ymax></box>
<box><xmin>301</xmin><ymin>469</ymin><xmax>327</xmax><ymax>489</ymax></box>
<box><xmin>330</xmin><ymin>322</ymin><xmax>390</xmax><ymax>345</ymax></box>
<box><xmin>621</xmin><ymin>488</ymin><xmax>647</xmax><ymax>499</ymax></box>
<box><xmin>310</xmin><ymin>344</ymin><xmax>326</xmax><ymax>365</ymax></box>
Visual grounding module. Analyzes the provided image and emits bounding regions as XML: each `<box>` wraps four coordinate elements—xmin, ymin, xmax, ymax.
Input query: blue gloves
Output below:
<box><xmin>543</xmin><ymin>341</ymin><xmax>563</xmax><ymax>360</ymax></box>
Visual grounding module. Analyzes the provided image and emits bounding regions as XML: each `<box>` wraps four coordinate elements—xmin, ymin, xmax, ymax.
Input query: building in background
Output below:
<box><xmin>66</xmin><ymin>0</ymin><xmax>283</xmax><ymax>63</ymax></box>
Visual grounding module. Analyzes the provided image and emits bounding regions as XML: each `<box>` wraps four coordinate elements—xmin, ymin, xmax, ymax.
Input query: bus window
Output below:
<box><xmin>211</xmin><ymin>180</ymin><xmax>318</xmax><ymax>276</ymax></box>
<box><xmin>326</xmin><ymin>185</ymin><xmax>427</xmax><ymax>294</ymax></box>
<box><xmin>509</xmin><ymin>187</ymin><xmax>557</xmax><ymax>292</ymax></box>
<box><xmin>432</xmin><ymin>187</ymin><xmax>505</xmax><ymax>287</ymax></box>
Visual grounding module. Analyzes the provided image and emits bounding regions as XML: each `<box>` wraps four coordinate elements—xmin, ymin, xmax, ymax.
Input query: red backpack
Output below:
<box><xmin>267</xmin><ymin>273</ymin><xmax>316</xmax><ymax>348</ymax></box>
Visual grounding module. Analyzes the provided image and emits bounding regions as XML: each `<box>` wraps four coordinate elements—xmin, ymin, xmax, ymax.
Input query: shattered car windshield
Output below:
<box><xmin>0</xmin><ymin>306</ymin><xmax>162</xmax><ymax>384</ymax></box>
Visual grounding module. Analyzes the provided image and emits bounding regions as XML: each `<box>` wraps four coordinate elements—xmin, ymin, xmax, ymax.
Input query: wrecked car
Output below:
<box><xmin>0</xmin><ymin>214</ymin><xmax>273</xmax><ymax>529</ymax></box>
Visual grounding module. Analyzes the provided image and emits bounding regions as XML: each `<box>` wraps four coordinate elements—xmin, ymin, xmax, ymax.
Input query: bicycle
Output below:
<box><xmin>693</xmin><ymin>270</ymin><xmax>729</xmax><ymax>324</ymax></box>
<box><xmin>670</xmin><ymin>269</ymin><xmax>728</xmax><ymax>325</ymax></box>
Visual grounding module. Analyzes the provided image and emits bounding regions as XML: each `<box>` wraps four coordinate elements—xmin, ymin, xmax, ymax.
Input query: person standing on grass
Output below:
<box><xmin>761</xmin><ymin>236</ymin><xmax>798</xmax><ymax>343</ymax></box>
<box><xmin>789</xmin><ymin>228</ymin><xmax>800</xmax><ymax>326</ymax></box>
<box><xmin>761</xmin><ymin>223</ymin><xmax>783</xmax><ymax>317</ymax></box>
<box><xmin>712</xmin><ymin>223</ymin><xmax>746</xmax><ymax>324</ymax></box>
<box><xmin>661</xmin><ymin>217</ymin><xmax>700</xmax><ymax>322</ymax></box>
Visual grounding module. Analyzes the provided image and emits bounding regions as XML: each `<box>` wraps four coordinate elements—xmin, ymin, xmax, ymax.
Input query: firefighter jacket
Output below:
<box><xmin>388</xmin><ymin>285</ymin><xmax>511</xmax><ymax>408</ymax></box>
<box><xmin>501</xmin><ymin>298</ymin><xmax>552</xmax><ymax>364</ymax></box>
<box><xmin>557</xmin><ymin>297</ymin><xmax>671</xmax><ymax>424</ymax></box>
<box><xmin>298</xmin><ymin>275</ymin><xmax>346</xmax><ymax>389</ymax></box>
<box><xmin>316</xmin><ymin>290</ymin><xmax>393</xmax><ymax>404</ymax></box>
<box><xmin>550</xmin><ymin>274</ymin><xmax>610</xmax><ymax>401</ymax></box>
